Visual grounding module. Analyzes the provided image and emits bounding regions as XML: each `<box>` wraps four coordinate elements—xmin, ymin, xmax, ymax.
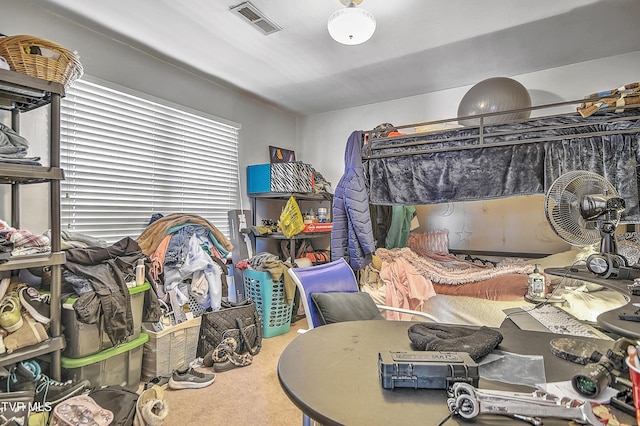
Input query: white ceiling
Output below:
<box><xmin>34</xmin><ymin>0</ymin><xmax>640</xmax><ymax>116</ymax></box>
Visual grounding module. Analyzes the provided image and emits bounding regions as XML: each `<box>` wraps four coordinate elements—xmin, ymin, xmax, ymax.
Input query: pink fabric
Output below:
<box><xmin>150</xmin><ymin>235</ymin><xmax>172</xmax><ymax>280</ymax></box>
<box><xmin>410</xmin><ymin>249</ymin><xmax>492</xmax><ymax>269</ymax></box>
<box><xmin>377</xmin><ymin>248</ymin><xmax>533</xmax><ymax>285</ymax></box>
<box><xmin>381</xmin><ymin>256</ymin><xmax>437</xmax><ymax>321</ymax></box>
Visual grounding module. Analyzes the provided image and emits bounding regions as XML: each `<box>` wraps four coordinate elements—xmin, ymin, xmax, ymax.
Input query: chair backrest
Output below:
<box><xmin>287</xmin><ymin>258</ymin><xmax>359</xmax><ymax>329</ymax></box>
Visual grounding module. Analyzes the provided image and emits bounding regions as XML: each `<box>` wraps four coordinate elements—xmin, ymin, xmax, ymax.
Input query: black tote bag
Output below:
<box><xmin>196</xmin><ymin>299</ymin><xmax>263</xmax><ymax>358</ymax></box>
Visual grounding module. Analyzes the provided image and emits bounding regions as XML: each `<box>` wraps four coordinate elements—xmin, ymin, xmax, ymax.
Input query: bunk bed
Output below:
<box><xmin>359</xmin><ymin>98</ymin><xmax>640</xmax><ymax>326</ymax></box>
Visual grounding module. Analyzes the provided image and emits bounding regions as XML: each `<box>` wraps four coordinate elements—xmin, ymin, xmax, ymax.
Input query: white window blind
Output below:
<box><xmin>60</xmin><ymin>79</ymin><xmax>240</xmax><ymax>243</ymax></box>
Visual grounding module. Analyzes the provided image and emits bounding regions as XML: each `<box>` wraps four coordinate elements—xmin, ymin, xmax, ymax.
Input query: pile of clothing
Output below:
<box><xmin>137</xmin><ymin>213</ymin><xmax>234</xmax><ymax>313</ymax></box>
<box><xmin>0</xmin><ymin>122</ymin><xmax>40</xmax><ymax>165</ymax></box>
<box><xmin>0</xmin><ymin>219</ymin><xmax>50</xmax><ymax>257</ymax></box>
<box><xmin>63</xmin><ymin>237</ymin><xmax>161</xmax><ymax>345</ymax></box>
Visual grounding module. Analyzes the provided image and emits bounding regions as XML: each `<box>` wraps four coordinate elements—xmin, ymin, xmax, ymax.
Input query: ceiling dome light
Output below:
<box><xmin>327</xmin><ymin>0</ymin><xmax>376</xmax><ymax>45</ymax></box>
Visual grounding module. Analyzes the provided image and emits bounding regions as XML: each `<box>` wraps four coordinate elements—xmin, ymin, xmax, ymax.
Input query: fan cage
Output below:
<box><xmin>545</xmin><ymin>171</ymin><xmax>619</xmax><ymax>246</ymax></box>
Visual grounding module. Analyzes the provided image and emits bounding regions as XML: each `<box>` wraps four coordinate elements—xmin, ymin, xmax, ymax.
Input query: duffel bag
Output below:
<box><xmin>196</xmin><ymin>298</ymin><xmax>262</xmax><ymax>358</ymax></box>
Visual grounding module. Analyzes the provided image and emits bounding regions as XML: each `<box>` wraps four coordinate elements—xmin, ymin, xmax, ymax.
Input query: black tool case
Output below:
<box><xmin>378</xmin><ymin>351</ymin><xmax>479</xmax><ymax>389</ymax></box>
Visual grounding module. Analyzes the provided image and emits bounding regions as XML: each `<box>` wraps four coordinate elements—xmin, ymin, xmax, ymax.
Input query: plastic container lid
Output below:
<box><xmin>60</xmin><ymin>332</ymin><xmax>149</xmax><ymax>368</ymax></box>
<box><xmin>62</xmin><ymin>282</ymin><xmax>150</xmax><ymax>308</ymax></box>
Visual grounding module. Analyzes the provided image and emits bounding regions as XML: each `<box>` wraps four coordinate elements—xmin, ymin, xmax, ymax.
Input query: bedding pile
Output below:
<box><xmin>376</xmin><ymin>247</ymin><xmax>533</xmax><ymax>285</ymax></box>
<box><xmin>361</xmin><ymin>243</ymin><xmax>629</xmax><ymax>326</ymax></box>
<box><xmin>363</xmin><ymin>247</ymin><xmax>533</xmax><ymax>321</ymax></box>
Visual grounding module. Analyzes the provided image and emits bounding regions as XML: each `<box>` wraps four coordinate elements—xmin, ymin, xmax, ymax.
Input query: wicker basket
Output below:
<box><xmin>0</xmin><ymin>35</ymin><xmax>83</xmax><ymax>88</ymax></box>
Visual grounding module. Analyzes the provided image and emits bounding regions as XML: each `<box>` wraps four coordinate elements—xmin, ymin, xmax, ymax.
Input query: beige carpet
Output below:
<box><xmin>146</xmin><ymin>319</ymin><xmax>306</xmax><ymax>425</ymax></box>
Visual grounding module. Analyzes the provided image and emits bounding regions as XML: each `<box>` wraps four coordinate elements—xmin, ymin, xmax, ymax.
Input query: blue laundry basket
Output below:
<box><xmin>242</xmin><ymin>269</ymin><xmax>294</xmax><ymax>338</ymax></box>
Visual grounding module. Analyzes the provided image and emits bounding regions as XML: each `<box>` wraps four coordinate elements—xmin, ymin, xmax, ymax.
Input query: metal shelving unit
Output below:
<box><xmin>0</xmin><ymin>69</ymin><xmax>66</xmax><ymax>378</ymax></box>
<box><xmin>249</xmin><ymin>191</ymin><xmax>333</xmax><ymax>257</ymax></box>
<box><xmin>249</xmin><ymin>191</ymin><xmax>333</xmax><ymax>323</ymax></box>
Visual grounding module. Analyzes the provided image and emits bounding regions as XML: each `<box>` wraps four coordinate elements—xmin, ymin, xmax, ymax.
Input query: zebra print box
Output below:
<box><xmin>270</xmin><ymin>162</ymin><xmax>313</xmax><ymax>193</ymax></box>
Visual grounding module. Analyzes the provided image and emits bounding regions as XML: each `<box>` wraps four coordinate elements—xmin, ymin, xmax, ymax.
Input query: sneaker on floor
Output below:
<box><xmin>143</xmin><ymin>376</ymin><xmax>170</xmax><ymax>390</ymax></box>
<box><xmin>0</xmin><ymin>292</ymin><xmax>23</xmax><ymax>333</ymax></box>
<box><xmin>212</xmin><ymin>360</ymin><xmax>239</xmax><ymax>373</ymax></box>
<box><xmin>168</xmin><ymin>368</ymin><xmax>215</xmax><ymax>390</ymax></box>
<box><xmin>134</xmin><ymin>384</ymin><xmax>169</xmax><ymax>426</ymax></box>
<box><xmin>19</xmin><ymin>286</ymin><xmax>50</xmax><ymax>325</ymax></box>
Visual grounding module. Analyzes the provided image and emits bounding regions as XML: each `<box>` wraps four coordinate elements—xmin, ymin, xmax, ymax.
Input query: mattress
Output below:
<box><xmin>361</xmin><ymin>244</ymin><xmax>629</xmax><ymax>327</ymax></box>
<box><xmin>363</xmin><ymin>285</ymin><xmax>627</xmax><ymax>327</ymax></box>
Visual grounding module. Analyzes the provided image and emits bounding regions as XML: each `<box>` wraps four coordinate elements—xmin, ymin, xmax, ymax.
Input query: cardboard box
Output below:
<box><xmin>302</xmin><ymin>222</ymin><xmax>333</xmax><ymax>233</ymax></box>
<box><xmin>247</xmin><ymin>163</ymin><xmax>314</xmax><ymax>193</ymax></box>
<box><xmin>270</xmin><ymin>162</ymin><xmax>313</xmax><ymax>193</ymax></box>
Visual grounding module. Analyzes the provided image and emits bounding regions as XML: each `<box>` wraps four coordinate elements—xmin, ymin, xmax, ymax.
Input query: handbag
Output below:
<box><xmin>88</xmin><ymin>385</ymin><xmax>139</xmax><ymax>426</ymax></box>
<box><xmin>51</xmin><ymin>395</ymin><xmax>114</xmax><ymax>426</ymax></box>
<box><xmin>197</xmin><ymin>298</ymin><xmax>262</xmax><ymax>358</ymax></box>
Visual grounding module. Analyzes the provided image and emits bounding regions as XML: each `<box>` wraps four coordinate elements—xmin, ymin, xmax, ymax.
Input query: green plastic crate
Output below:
<box><xmin>60</xmin><ymin>282</ymin><xmax>150</xmax><ymax>358</ymax></box>
<box><xmin>242</xmin><ymin>269</ymin><xmax>293</xmax><ymax>338</ymax></box>
<box><xmin>60</xmin><ymin>332</ymin><xmax>149</xmax><ymax>390</ymax></box>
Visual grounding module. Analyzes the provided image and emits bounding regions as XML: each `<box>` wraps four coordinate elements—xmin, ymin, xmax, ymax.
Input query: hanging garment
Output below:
<box><xmin>331</xmin><ymin>130</ymin><xmax>376</xmax><ymax>270</ymax></box>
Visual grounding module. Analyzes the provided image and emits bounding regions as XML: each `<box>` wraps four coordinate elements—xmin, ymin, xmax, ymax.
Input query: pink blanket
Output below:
<box><xmin>377</xmin><ymin>248</ymin><xmax>533</xmax><ymax>285</ymax></box>
<box><xmin>380</xmin><ymin>254</ymin><xmax>437</xmax><ymax>320</ymax></box>
<box><xmin>377</xmin><ymin>248</ymin><xmax>533</xmax><ymax>320</ymax></box>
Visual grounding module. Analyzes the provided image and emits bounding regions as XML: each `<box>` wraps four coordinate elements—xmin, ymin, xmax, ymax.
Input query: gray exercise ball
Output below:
<box><xmin>457</xmin><ymin>77</ymin><xmax>532</xmax><ymax>126</ymax></box>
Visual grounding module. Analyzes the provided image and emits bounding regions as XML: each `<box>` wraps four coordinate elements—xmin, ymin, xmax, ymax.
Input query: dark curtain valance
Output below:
<box><xmin>363</xmin><ymin>111</ymin><xmax>640</xmax><ymax>223</ymax></box>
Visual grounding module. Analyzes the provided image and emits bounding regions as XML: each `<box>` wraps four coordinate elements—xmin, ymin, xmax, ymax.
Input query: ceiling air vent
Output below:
<box><xmin>230</xmin><ymin>2</ymin><xmax>282</xmax><ymax>35</ymax></box>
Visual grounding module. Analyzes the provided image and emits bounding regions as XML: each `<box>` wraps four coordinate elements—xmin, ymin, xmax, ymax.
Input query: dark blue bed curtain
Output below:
<box><xmin>363</xmin><ymin>111</ymin><xmax>640</xmax><ymax>223</ymax></box>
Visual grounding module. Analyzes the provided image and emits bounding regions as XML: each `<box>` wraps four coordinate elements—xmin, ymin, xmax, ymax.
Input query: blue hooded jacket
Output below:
<box><xmin>331</xmin><ymin>130</ymin><xmax>376</xmax><ymax>270</ymax></box>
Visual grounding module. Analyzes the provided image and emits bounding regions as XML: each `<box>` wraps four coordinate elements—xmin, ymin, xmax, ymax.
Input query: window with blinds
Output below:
<box><xmin>60</xmin><ymin>78</ymin><xmax>241</xmax><ymax>244</ymax></box>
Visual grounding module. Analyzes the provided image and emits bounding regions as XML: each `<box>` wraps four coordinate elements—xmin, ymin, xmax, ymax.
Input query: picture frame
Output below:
<box><xmin>269</xmin><ymin>146</ymin><xmax>296</xmax><ymax>163</ymax></box>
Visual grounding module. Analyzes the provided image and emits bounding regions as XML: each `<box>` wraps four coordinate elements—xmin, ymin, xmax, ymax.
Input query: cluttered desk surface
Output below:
<box><xmin>277</xmin><ymin>320</ymin><xmax>635</xmax><ymax>426</ymax></box>
<box><xmin>545</xmin><ymin>266</ymin><xmax>640</xmax><ymax>340</ymax></box>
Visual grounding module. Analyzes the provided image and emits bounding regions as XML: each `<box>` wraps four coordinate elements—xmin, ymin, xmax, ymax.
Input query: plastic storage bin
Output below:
<box><xmin>247</xmin><ymin>164</ymin><xmax>271</xmax><ymax>193</ymax></box>
<box><xmin>60</xmin><ymin>332</ymin><xmax>148</xmax><ymax>391</ymax></box>
<box><xmin>60</xmin><ymin>282</ymin><xmax>150</xmax><ymax>358</ymax></box>
<box><xmin>242</xmin><ymin>269</ymin><xmax>293</xmax><ymax>338</ymax></box>
<box><xmin>141</xmin><ymin>316</ymin><xmax>201</xmax><ymax>380</ymax></box>
<box><xmin>247</xmin><ymin>163</ymin><xmax>314</xmax><ymax>193</ymax></box>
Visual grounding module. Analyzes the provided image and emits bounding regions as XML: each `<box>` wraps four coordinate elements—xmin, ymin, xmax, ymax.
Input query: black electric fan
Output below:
<box><xmin>544</xmin><ymin>170</ymin><xmax>629</xmax><ymax>279</ymax></box>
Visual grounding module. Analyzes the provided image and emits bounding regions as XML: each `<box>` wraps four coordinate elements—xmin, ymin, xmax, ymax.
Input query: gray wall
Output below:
<box><xmin>3</xmin><ymin>0</ymin><xmax>640</xmax><ymax>255</ymax></box>
<box><xmin>296</xmin><ymin>52</ymin><xmax>640</xmax><ymax>254</ymax></box>
<box><xmin>1</xmin><ymin>0</ymin><xmax>298</xmax><ymax>232</ymax></box>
